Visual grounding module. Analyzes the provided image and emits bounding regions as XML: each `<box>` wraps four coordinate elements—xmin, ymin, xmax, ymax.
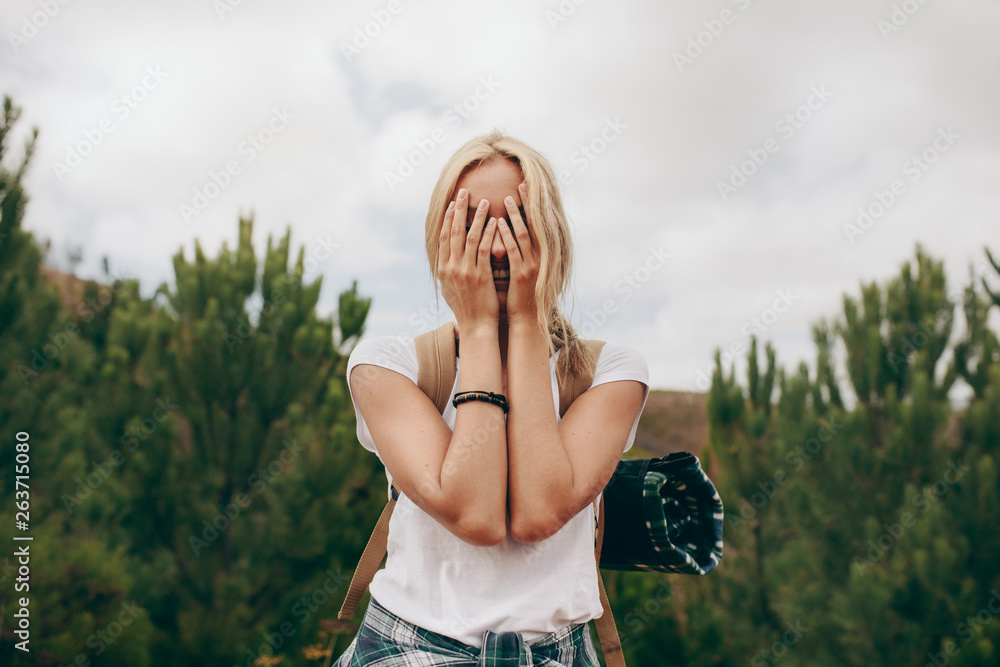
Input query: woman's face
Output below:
<box><xmin>453</xmin><ymin>158</ymin><xmax>526</xmax><ymax>312</ymax></box>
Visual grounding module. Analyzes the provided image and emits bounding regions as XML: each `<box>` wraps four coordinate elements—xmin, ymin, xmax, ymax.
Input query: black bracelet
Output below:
<box><xmin>453</xmin><ymin>390</ymin><xmax>509</xmax><ymax>414</ymax></box>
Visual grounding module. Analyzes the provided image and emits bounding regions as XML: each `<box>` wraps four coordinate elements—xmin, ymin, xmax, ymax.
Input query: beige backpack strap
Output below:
<box><xmin>558</xmin><ymin>339</ymin><xmax>607</xmax><ymax>417</ymax></box>
<box><xmin>415</xmin><ymin>322</ymin><xmax>459</xmax><ymax>414</ymax></box>
<box><xmin>338</xmin><ymin>485</ymin><xmax>398</xmax><ymax>621</ymax></box>
<box><xmin>593</xmin><ymin>497</ymin><xmax>627</xmax><ymax>667</ymax></box>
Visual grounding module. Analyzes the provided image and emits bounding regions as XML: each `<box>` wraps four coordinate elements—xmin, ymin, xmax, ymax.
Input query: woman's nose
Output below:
<box><xmin>490</xmin><ymin>220</ymin><xmax>507</xmax><ymax>260</ymax></box>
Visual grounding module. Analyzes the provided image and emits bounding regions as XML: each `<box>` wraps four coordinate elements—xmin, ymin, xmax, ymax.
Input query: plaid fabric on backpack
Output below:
<box><xmin>598</xmin><ymin>454</ymin><xmax>724</xmax><ymax>575</ymax></box>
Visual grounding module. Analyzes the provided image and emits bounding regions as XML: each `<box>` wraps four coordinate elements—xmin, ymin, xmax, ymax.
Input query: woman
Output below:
<box><xmin>336</xmin><ymin>130</ymin><xmax>648</xmax><ymax>665</ymax></box>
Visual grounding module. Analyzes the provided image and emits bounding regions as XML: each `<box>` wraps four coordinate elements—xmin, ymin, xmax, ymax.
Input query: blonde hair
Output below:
<box><xmin>423</xmin><ymin>129</ymin><xmax>595</xmax><ymax>383</ymax></box>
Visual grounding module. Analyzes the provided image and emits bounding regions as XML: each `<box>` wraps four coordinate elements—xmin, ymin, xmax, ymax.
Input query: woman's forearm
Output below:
<box><xmin>438</xmin><ymin>324</ymin><xmax>508</xmax><ymax>543</ymax></box>
<box><xmin>504</xmin><ymin>319</ymin><xmax>577</xmax><ymax>542</ymax></box>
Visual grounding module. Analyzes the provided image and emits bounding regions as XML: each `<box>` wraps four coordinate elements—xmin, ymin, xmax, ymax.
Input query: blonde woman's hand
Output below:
<box><xmin>437</xmin><ymin>188</ymin><xmax>500</xmax><ymax>330</ymax></box>
<box><xmin>498</xmin><ymin>183</ymin><xmax>540</xmax><ymax>325</ymax></box>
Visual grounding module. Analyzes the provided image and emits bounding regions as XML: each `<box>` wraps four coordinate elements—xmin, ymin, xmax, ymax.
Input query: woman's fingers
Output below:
<box><xmin>497</xmin><ymin>218</ymin><xmax>521</xmax><ymax>264</ymax></box>
<box><xmin>498</xmin><ymin>182</ymin><xmax>541</xmax><ymax>318</ymax></box>
<box><xmin>503</xmin><ymin>193</ymin><xmax>533</xmax><ymax>261</ymax></box>
<box><xmin>464</xmin><ymin>198</ymin><xmax>490</xmax><ymax>265</ymax></box>
<box><xmin>479</xmin><ymin>217</ymin><xmax>497</xmax><ymax>263</ymax></box>
<box><xmin>438</xmin><ymin>189</ymin><xmax>500</xmax><ymax>325</ymax></box>
<box><xmin>438</xmin><ymin>200</ymin><xmax>455</xmax><ymax>267</ymax></box>
<box><xmin>450</xmin><ymin>188</ymin><xmax>471</xmax><ymax>262</ymax></box>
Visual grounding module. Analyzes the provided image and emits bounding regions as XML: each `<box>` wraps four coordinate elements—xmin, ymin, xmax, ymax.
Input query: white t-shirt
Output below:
<box><xmin>346</xmin><ymin>334</ymin><xmax>649</xmax><ymax>649</ymax></box>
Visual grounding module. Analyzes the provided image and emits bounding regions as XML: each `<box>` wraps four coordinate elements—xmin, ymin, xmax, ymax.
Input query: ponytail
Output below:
<box><xmin>548</xmin><ymin>306</ymin><xmax>597</xmax><ymax>387</ymax></box>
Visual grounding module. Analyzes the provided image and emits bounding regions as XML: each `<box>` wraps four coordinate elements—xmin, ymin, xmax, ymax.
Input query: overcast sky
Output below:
<box><xmin>3</xmin><ymin>0</ymin><xmax>999</xmax><ymax>393</ymax></box>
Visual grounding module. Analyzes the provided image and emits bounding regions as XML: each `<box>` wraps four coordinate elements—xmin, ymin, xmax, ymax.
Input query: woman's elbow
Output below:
<box><xmin>510</xmin><ymin>511</ymin><xmax>563</xmax><ymax>544</ymax></box>
<box><xmin>455</xmin><ymin>518</ymin><xmax>507</xmax><ymax>547</ymax></box>
<box><xmin>447</xmin><ymin>508</ymin><xmax>508</xmax><ymax>547</ymax></box>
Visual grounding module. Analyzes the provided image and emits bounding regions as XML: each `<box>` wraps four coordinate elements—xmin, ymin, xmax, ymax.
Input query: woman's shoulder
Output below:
<box><xmin>347</xmin><ymin>335</ymin><xmax>420</xmax><ymax>384</ymax></box>
<box><xmin>592</xmin><ymin>340</ymin><xmax>649</xmax><ymax>387</ymax></box>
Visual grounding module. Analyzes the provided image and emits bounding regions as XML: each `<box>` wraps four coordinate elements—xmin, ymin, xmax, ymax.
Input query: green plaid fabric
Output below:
<box><xmin>598</xmin><ymin>452</ymin><xmax>724</xmax><ymax>575</ymax></box>
<box><xmin>638</xmin><ymin>470</ymin><xmax>724</xmax><ymax>574</ymax></box>
<box><xmin>333</xmin><ymin>597</ymin><xmax>600</xmax><ymax>666</ymax></box>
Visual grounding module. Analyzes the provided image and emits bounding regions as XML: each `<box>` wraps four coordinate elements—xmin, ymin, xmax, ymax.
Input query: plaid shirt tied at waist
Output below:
<box><xmin>333</xmin><ymin>597</ymin><xmax>600</xmax><ymax>667</ymax></box>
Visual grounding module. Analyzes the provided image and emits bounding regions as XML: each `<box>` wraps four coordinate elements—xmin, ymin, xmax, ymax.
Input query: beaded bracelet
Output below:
<box><xmin>452</xmin><ymin>390</ymin><xmax>509</xmax><ymax>414</ymax></box>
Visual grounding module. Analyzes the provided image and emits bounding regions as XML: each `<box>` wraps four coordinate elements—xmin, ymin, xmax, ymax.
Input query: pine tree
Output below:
<box><xmin>681</xmin><ymin>244</ymin><xmax>1000</xmax><ymax>666</ymax></box>
<box><xmin>0</xmin><ymin>96</ymin><xmax>156</xmax><ymax>666</ymax></box>
<box><xmin>117</xmin><ymin>216</ymin><xmax>381</xmax><ymax>665</ymax></box>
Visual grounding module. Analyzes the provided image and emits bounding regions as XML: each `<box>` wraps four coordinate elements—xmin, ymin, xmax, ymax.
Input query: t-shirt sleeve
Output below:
<box><xmin>346</xmin><ymin>336</ymin><xmax>419</xmax><ymax>457</ymax></box>
<box><xmin>590</xmin><ymin>342</ymin><xmax>650</xmax><ymax>454</ymax></box>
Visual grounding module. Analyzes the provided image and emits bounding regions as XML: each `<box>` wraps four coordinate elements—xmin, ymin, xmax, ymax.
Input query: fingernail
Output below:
<box><xmin>479</xmin><ymin>199</ymin><xmax>488</xmax><ymax>210</ymax></box>
<box><xmin>505</xmin><ymin>196</ymin><xmax>514</xmax><ymax>205</ymax></box>
<box><xmin>447</xmin><ymin>201</ymin><xmax>454</xmax><ymax>211</ymax></box>
<box><xmin>458</xmin><ymin>189</ymin><xmax>467</xmax><ymax>199</ymax></box>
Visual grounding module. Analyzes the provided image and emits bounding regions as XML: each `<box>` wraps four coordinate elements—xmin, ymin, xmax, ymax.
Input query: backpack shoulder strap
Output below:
<box><xmin>593</xmin><ymin>499</ymin><xmax>627</xmax><ymax>667</ymax></box>
<box><xmin>557</xmin><ymin>339</ymin><xmax>607</xmax><ymax>417</ymax></box>
<box><xmin>338</xmin><ymin>487</ymin><xmax>397</xmax><ymax>621</ymax></box>
<box><xmin>415</xmin><ymin>322</ymin><xmax>458</xmax><ymax>414</ymax></box>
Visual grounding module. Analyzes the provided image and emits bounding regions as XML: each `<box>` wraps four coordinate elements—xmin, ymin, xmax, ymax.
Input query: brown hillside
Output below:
<box><xmin>40</xmin><ymin>266</ymin><xmax>90</xmax><ymax>312</ymax></box>
<box><xmin>634</xmin><ymin>390</ymin><xmax>709</xmax><ymax>458</ymax></box>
